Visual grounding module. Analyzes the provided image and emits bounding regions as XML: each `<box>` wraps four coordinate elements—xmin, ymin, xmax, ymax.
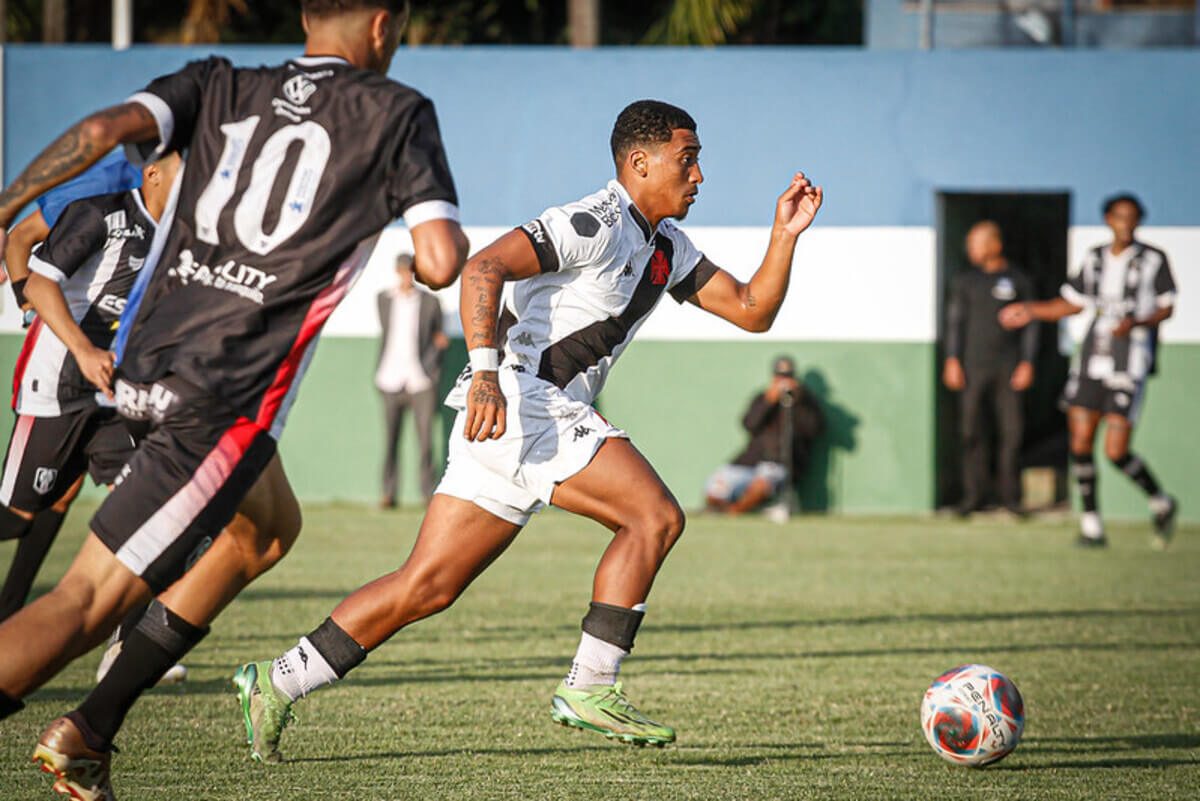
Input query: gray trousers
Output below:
<box><xmin>380</xmin><ymin>386</ymin><xmax>438</xmax><ymax>503</ymax></box>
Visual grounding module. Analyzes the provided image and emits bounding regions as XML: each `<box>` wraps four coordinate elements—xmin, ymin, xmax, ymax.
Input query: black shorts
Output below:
<box><xmin>0</xmin><ymin>406</ymin><xmax>135</xmax><ymax>514</ymax></box>
<box><xmin>91</xmin><ymin>377</ymin><xmax>277</xmax><ymax>594</ymax></box>
<box><xmin>1063</xmin><ymin>372</ymin><xmax>1146</xmax><ymax>424</ymax></box>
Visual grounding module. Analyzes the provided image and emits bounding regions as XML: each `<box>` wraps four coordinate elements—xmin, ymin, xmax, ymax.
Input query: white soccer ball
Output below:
<box><xmin>920</xmin><ymin>664</ymin><xmax>1024</xmax><ymax>767</ymax></box>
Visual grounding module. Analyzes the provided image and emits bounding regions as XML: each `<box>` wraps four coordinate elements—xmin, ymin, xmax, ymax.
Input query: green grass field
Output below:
<box><xmin>1</xmin><ymin>504</ymin><xmax>1197</xmax><ymax>800</ymax></box>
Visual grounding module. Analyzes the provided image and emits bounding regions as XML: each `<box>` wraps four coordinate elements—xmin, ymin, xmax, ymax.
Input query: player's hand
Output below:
<box><xmin>943</xmin><ymin>357</ymin><xmax>966</xmax><ymax>391</ymax></box>
<box><xmin>76</xmin><ymin>345</ymin><xmax>115</xmax><ymax>399</ymax></box>
<box><xmin>998</xmin><ymin>302</ymin><xmax>1032</xmax><ymax>330</ymax></box>
<box><xmin>775</xmin><ymin>172</ymin><xmax>823</xmax><ymax>237</ymax></box>
<box><xmin>1010</xmin><ymin>361</ymin><xmax>1034</xmax><ymax>392</ymax></box>
<box><xmin>1111</xmin><ymin>316</ymin><xmax>1135</xmax><ymax>338</ymax></box>
<box><xmin>465</xmin><ymin>370</ymin><xmax>506</xmax><ymax>441</ymax></box>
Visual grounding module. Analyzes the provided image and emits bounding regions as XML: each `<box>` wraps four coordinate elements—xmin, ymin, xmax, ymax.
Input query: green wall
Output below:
<box><xmin>0</xmin><ymin>333</ymin><xmax>1194</xmax><ymax>522</ymax></box>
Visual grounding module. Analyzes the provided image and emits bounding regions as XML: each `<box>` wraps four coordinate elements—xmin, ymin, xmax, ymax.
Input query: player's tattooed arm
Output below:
<box><xmin>0</xmin><ymin>103</ymin><xmax>157</xmax><ymax>232</ymax></box>
<box><xmin>687</xmin><ymin>172</ymin><xmax>822</xmax><ymax>332</ymax></box>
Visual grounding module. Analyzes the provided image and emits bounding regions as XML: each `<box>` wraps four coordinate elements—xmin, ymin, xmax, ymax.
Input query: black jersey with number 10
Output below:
<box><xmin>118</xmin><ymin>55</ymin><xmax>458</xmax><ymax>437</ymax></box>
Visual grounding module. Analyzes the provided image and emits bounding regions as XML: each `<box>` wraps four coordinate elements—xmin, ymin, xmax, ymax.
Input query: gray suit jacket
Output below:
<box><xmin>377</xmin><ymin>288</ymin><xmax>445</xmax><ymax>386</ymax></box>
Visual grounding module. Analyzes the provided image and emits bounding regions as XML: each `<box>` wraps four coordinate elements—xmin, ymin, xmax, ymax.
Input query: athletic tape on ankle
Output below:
<box><xmin>133</xmin><ymin>600</ymin><xmax>209</xmax><ymax>654</ymax></box>
<box><xmin>307</xmin><ymin>617</ymin><xmax>367</xmax><ymax>678</ymax></box>
<box><xmin>581</xmin><ymin>602</ymin><xmax>645</xmax><ymax>652</ymax></box>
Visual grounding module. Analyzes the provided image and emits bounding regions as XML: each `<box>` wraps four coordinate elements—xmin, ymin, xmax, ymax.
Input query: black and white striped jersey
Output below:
<box><xmin>449</xmin><ymin>180</ymin><xmax>710</xmax><ymax>408</ymax></box>
<box><xmin>116</xmin><ymin>55</ymin><xmax>458</xmax><ymax>436</ymax></box>
<box><xmin>1061</xmin><ymin>241</ymin><xmax>1176</xmax><ymax>384</ymax></box>
<box><xmin>15</xmin><ymin>189</ymin><xmax>156</xmax><ymax>416</ymax></box>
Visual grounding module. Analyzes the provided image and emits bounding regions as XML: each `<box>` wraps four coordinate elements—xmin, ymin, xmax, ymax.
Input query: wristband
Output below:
<box><xmin>469</xmin><ymin>348</ymin><xmax>499</xmax><ymax>372</ymax></box>
<box><xmin>11</xmin><ymin>278</ymin><xmax>27</xmax><ymax>308</ymax></box>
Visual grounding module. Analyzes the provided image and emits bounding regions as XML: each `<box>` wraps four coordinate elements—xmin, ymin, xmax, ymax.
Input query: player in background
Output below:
<box><xmin>1000</xmin><ymin>193</ymin><xmax>1178</xmax><ymax>547</ymax></box>
<box><xmin>0</xmin><ymin>154</ymin><xmax>143</xmax><ymax>625</ymax></box>
<box><xmin>0</xmin><ymin>1</ymin><xmax>467</xmax><ymax>798</ymax></box>
<box><xmin>235</xmin><ymin>100</ymin><xmax>822</xmax><ymax>760</ymax></box>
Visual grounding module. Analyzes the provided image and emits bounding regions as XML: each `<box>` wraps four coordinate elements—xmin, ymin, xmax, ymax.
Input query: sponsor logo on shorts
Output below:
<box><xmin>572</xmin><ymin>425</ymin><xmax>593</xmax><ymax>442</ymax></box>
<box><xmin>32</xmin><ymin>467</ymin><xmax>57</xmax><ymax>495</ymax></box>
<box><xmin>185</xmin><ymin>536</ymin><xmax>214</xmax><ymax>571</ymax></box>
<box><xmin>168</xmin><ymin>249</ymin><xmax>278</xmax><ymax>305</ymax></box>
<box><xmin>113</xmin><ymin>463</ymin><xmax>132</xmax><ymax>487</ymax></box>
<box><xmin>115</xmin><ymin>380</ymin><xmax>177</xmax><ymax>423</ymax></box>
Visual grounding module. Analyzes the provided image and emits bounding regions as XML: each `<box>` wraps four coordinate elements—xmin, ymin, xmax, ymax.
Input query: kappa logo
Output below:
<box><xmin>572</xmin><ymin>425</ymin><xmax>593</xmax><ymax>442</ymax></box>
<box><xmin>514</xmin><ymin>332</ymin><xmax>535</xmax><ymax>348</ymax></box>
<box><xmin>32</xmin><ymin>467</ymin><xmax>58</xmax><ymax>495</ymax></box>
<box><xmin>620</xmin><ymin>262</ymin><xmax>634</xmax><ymax>279</ymax></box>
<box><xmin>649</xmin><ymin>250</ymin><xmax>671</xmax><ymax>285</ymax></box>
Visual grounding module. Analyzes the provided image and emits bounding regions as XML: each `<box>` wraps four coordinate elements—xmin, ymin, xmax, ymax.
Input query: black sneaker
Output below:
<box><xmin>1151</xmin><ymin>496</ymin><xmax>1178</xmax><ymax>550</ymax></box>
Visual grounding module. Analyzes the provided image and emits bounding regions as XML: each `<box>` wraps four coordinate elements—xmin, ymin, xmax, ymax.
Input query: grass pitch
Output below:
<box><xmin>1</xmin><ymin>504</ymin><xmax>1197</xmax><ymax>800</ymax></box>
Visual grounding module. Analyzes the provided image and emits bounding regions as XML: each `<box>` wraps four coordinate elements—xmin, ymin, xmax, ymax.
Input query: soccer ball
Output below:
<box><xmin>920</xmin><ymin>664</ymin><xmax>1024</xmax><ymax>767</ymax></box>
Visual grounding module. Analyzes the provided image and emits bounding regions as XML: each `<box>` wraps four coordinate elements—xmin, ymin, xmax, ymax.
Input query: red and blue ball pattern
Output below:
<box><xmin>921</xmin><ymin>664</ymin><xmax>1024</xmax><ymax>767</ymax></box>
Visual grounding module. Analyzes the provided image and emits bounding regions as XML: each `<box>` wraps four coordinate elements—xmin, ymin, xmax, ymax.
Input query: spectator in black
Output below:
<box><xmin>705</xmin><ymin>356</ymin><xmax>825</xmax><ymax>515</ymax></box>
<box><xmin>943</xmin><ymin>221</ymin><xmax>1038</xmax><ymax>517</ymax></box>
<box><xmin>376</xmin><ymin>253</ymin><xmax>449</xmax><ymax>508</ymax></box>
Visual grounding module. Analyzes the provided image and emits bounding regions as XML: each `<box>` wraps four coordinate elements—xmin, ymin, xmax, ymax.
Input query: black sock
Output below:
<box><xmin>0</xmin><ymin>688</ymin><xmax>24</xmax><ymax>722</ymax></box>
<box><xmin>307</xmin><ymin>617</ymin><xmax>368</xmax><ymax>678</ymax></box>
<box><xmin>0</xmin><ymin>506</ymin><xmax>33</xmax><ymax>541</ymax></box>
<box><xmin>114</xmin><ymin>600</ymin><xmax>152</xmax><ymax>644</ymax></box>
<box><xmin>1072</xmin><ymin>453</ymin><xmax>1098</xmax><ymax>514</ymax></box>
<box><xmin>1111</xmin><ymin>453</ymin><xmax>1162</xmax><ymax>497</ymax></box>
<box><xmin>75</xmin><ymin>601</ymin><xmax>208</xmax><ymax>748</ymax></box>
<box><xmin>0</xmin><ymin>509</ymin><xmax>65</xmax><ymax>623</ymax></box>
<box><xmin>581</xmin><ymin>602</ymin><xmax>645</xmax><ymax>652</ymax></box>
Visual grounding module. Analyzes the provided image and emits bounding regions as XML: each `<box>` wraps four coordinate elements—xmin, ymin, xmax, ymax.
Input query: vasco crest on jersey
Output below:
<box><xmin>991</xmin><ymin>277</ymin><xmax>1016</xmax><ymax>301</ymax></box>
<box><xmin>274</xmin><ymin>74</ymin><xmax>319</xmax><ymax>121</ymax></box>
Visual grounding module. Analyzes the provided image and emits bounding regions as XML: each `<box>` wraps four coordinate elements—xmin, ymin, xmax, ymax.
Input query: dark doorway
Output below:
<box><xmin>935</xmin><ymin>192</ymin><xmax>1071</xmax><ymax>509</ymax></box>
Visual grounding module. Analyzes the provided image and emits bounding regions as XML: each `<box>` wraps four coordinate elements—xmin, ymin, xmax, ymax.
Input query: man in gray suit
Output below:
<box><xmin>376</xmin><ymin>253</ymin><xmax>449</xmax><ymax>507</ymax></box>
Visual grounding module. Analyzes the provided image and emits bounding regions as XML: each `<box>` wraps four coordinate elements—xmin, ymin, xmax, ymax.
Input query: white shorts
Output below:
<box><xmin>435</xmin><ymin>369</ymin><xmax>626</xmax><ymax>526</ymax></box>
<box><xmin>704</xmin><ymin>462</ymin><xmax>788</xmax><ymax>503</ymax></box>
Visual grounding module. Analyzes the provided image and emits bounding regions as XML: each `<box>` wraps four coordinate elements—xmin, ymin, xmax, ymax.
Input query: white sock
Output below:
<box><xmin>566</xmin><ymin>632</ymin><xmax>628</xmax><ymax>688</ymax></box>
<box><xmin>1149</xmin><ymin>494</ymin><xmax>1172</xmax><ymax>515</ymax></box>
<box><xmin>270</xmin><ymin>636</ymin><xmax>339</xmax><ymax>702</ymax></box>
<box><xmin>1080</xmin><ymin>511</ymin><xmax>1105</xmax><ymax>540</ymax></box>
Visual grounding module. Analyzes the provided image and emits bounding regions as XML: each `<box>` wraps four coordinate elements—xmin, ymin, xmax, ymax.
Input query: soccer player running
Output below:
<box><xmin>1000</xmin><ymin>193</ymin><xmax>1177</xmax><ymax>547</ymax></box>
<box><xmin>0</xmin><ymin>0</ymin><xmax>466</xmax><ymax>797</ymax></box>
<box><xmin>236</xmin><ymin>100</ymin><xmax>822</xmax><ymax>759</ymax></box>
<box><xmin>0</xmin><ymin>154</ymin><xmax>161</xmax><ymax>626</ymax></box>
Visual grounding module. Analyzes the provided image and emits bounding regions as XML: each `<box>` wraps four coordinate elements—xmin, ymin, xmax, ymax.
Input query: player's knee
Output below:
<box><xmin>406</xmin><ymin>567</ymin><xmax>464</xmax><ymax>618</ymax></box>
<box><xmin>1105</xmin><ymin>442</ymin><xmax>1129</xmax><ymax>464</ymax></box>
<box><xmin>637</xmin><ymin>498</ymin><xmax>685</xmax><ymax>552</ymax></box>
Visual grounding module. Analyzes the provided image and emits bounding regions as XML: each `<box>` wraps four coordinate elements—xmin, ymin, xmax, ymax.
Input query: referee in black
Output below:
<box><xmin>944</xmin><ymin>221</ymin><xmax>1038</xmax><ymax>516</ymax></box>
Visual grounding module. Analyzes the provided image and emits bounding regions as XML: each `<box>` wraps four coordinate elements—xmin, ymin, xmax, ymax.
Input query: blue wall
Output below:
<box><xmin>5</xmin><ymin>46</ymin><xmax>1200</xmax><ymax>228</ymax></box>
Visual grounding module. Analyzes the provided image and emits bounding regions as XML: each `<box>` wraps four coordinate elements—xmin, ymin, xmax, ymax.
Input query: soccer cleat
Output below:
<box><xmin>550</xmin><ymin>681</ymin><xmax>675</xmax><ymax>747</ymax></box>
<box><xmin>95</xmin><ymin>639</ymin><xmax>187</xmax><ymax>686</ymax></box>
<box><xmin>1075</xmin><ymin>534</ymin><xmax>1108</xmax><ymax>548</ymax></box>
<box><xmin>32</xmin><ymin>716</ymin><xmax>114</xmax><ymax>801</ymax></box>
<box><xmin>233</xmin><ymin>661</ymin><xmax>294</xmax><ymax>764</ymax></box>
<box><xmin>1150</xmin><ymin>495</ymin><xmax>1178</xmax><ymax>550</ymax></box>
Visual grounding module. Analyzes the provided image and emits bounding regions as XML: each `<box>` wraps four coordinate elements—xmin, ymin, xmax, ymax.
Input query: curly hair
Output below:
<box><xmin>1102</xmin><ymin>193</ymin><xmax>1145</xmax><ymax>221</ymax></box>
<box><xmin>610</xmin><ymin>100</ymin><xmax>697</xmax><ymax>166</ymax></box>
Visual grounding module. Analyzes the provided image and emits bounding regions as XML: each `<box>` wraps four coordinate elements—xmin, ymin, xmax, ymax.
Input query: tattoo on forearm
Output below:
<box><xmin>0</xmin><ymin>104</ymin><xmax>154</xmax><ymax>223</ymax></box>
<box><xmin>463</xmin><ymin>256</ymin><xmax>507</xmax><ymax>349</ymax></box>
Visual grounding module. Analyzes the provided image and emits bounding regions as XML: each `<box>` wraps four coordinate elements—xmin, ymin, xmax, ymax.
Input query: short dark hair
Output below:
<box><xmin>1102</xmin><ymin>192</ymin><xmax>1145</xmax><ymax>221</ymax></box>
<box><xmin>301</xmin><ymin>0</ymin><xmax>409</xmax><ymax>18</ymax></box>
<box><xmin>610</xmin><ymin>100</ymin><xmax>697</xmax><ymax>165</ymax></box>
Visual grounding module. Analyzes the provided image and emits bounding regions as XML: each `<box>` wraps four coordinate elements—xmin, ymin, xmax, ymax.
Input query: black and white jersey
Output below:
<box><xmin>14</xmin><ymin>189</ymin><xmax>156</xmax><ymax>417</ymax></box>
<box><xmin>449</xmin><ymin>180</ymin><xmax>709</xmax><ymax>407</ymax></box>
<box><xmin>117</xmin><ymin>55</ymin><xmax>458</xmax><ymax>437</ymax></box>
<box><xmin>1061</xmin><ymin>241</ymin><xmax>1176</xmax><ymax>384</ymax></box>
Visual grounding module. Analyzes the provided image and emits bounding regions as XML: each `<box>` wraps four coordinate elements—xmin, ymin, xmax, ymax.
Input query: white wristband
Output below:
<box><xmin>469</xmin><ymin>348</ymin><xmax>499</xmax><ymax>372</ymax></box>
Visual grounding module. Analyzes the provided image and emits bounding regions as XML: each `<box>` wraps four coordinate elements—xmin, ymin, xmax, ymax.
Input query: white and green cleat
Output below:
<box><xmin>232</xmin><ymin>661</ymin><xmax>294</xmax><ymax>764</ymax></box>
<box><xmin>550</xmin><ymin>681</ymin><xmax>675</xmax><ymax>747</ymax></box>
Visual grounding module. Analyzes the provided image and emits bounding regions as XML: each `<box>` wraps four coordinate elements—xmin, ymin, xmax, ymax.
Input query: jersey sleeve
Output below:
<box><xmin>1061</xmin><ymin>251</ymin><xmax>1095</xmax><ymax>308</ymax></box>
<box><xmin>124</xmin><ymin>57</ymin><xmax>225</xmax><ymax>165</ymax></box>
<box><xmin>515</xmin><ymin>203</ymin><xmax>615</xmax><ymax>274</ymax></box>
<box><xmin>37</xmin><ymin>153</ymin><xmax>141</xmax><ymax>228</ymax></box>
<box><xmin>387</xmin><ymin>98</ymin><xmax>460</xmax><ymax>228</ymax></box>
<box><xmin>665</xmin><ymin>227</ymin><xmax>708</xmax><ymax>303</ymax></box>
<box><xmin>1152</xmin><ymin>250</ymin><xmax>1177</xmax><ymax>308</ymax></box>
<box><xmin>27</xmin><ymin>199</ymin><xmax>106</xmax><ymax>283</ymax></box>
